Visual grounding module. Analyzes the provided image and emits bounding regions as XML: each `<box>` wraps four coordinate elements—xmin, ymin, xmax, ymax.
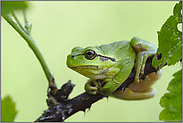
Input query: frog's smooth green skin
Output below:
<box><xmin>67</xmin><ymin>37</ymin><xmax>158</xmax><ymax>99</ymax></box>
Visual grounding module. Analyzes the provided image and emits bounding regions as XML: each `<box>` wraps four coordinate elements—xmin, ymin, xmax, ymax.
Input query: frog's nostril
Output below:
<box><xmin>71</xmin><ymin>55</ymin><xmax>75</xmax><ymax>58</ymax></box>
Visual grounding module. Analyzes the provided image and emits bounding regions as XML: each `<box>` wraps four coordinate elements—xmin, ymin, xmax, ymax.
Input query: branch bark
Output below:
<box><xmin>35</xmin><ymin>57</ymin><xmax>160</xmax><ymax>122</ymax></box>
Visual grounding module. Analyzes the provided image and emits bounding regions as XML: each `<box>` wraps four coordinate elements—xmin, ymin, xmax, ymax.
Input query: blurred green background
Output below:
<box><xmin>1</xmin><ymin>1</ymin><xmax>181</xmax><ymax>122</ymax></box>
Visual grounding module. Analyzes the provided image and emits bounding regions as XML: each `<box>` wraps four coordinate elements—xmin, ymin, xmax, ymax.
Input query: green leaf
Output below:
<box><xmin>159</xmin><ymin>69</ymin><xmax>182</xmax><ymax>122</ymax></box>
<box><xmin>1</xmin><ymin>96</ymin><xmax>18</xmax><ymax>122</ymax></box>
<box><xmin>1</xmin><ymin>1</ymin><xmax>28</xmax><ymax>15</ymax></box>
<box><xmin>152</xmin><ymin>1</ymin><xmax>182</xmax><ymax>69</ymax></box>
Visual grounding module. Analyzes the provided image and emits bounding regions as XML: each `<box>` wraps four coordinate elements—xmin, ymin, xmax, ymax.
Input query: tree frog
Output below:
<box><xmin>67</xmin><ymin>37</ymin><xmax>160</xmax><ymax>100</ymax></box>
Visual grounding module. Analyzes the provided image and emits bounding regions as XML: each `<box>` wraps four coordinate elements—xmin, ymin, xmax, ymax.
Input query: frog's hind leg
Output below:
<box><xmin>130</xmin><ymin>37</ymin><xmax>157</xmax><ymax>83</ymax></box>
<box><xmin>134</xmin><ymin>50</ymin><xmax>157</xmax><ymax>83</ymax></box>
<box><xmin>111</xmin><ymin>71</ymin><xmax>162</xmax><ymax>100</ymax></box>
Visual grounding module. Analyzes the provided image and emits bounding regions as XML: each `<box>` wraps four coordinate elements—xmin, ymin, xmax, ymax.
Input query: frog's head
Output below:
<box><xmin>66</xmin><ymin>46</ymin><xmax>116</xmax><ymax>80</ymax></box>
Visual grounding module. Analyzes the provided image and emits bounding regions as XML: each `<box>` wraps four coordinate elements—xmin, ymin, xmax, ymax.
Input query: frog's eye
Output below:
<box><xmin>84</xmin><ymin>49</ymin><xmax>97</xmax><ymax>60</ymax></box>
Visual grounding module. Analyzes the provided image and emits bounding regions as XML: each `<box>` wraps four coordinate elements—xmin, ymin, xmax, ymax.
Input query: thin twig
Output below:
<box><xmin>2</xmin><ymin>14</ymin><xmax>58</xmax><ymax>93</ymax></box>
<box><xmin>12</xmin><ymin>11</ymin><xmax>26</xmax><ymax>33</ymax></box>
<box><xmin>23</xmin><ymin>10</ymin><xmax>33</xmax><ymax>37</ymax></box>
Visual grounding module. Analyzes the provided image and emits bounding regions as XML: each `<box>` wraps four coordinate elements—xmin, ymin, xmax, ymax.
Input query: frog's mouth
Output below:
<box><xmin>70</xmin><ymin>65</ymin><xmax>108</xmax><ymax>80</ymax></box>
<box><xmin>70</xmin><ymin>65</ymin><xmax>103</xmax><ymax>73</ymax></box>
<box><xmin>70</xmin><ymin>65</ymin><xmax>100</xmax><ymax>69</ymax></box>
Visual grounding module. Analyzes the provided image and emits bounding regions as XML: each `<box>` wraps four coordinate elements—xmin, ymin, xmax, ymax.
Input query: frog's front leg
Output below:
<box><xmin>130</xmin><ymin>37</ymin><xmax>157</xmax><ymax>83</ymax></box>
<box><xmin>85</xmin><ymin>79</ymin><xmax>100</xmax><ymax>95</ymax></box>
<box><xmin>99</xmin><ymin>59</ymin><xmax>134</xmax><ymax>96</ymax></box>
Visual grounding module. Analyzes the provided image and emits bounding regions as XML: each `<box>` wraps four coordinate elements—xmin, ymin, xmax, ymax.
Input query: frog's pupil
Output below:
<box><xmin>87</xmin><ymin>51</ymin><xmax>94</xmax><ymax>55</ymax></box>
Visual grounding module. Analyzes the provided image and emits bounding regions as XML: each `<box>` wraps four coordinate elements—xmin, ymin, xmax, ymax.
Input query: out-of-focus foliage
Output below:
<box><xmin>152</xmin><ymin>1</ymin><xmax>182</xmax><ymax>69</ymax></box>
<box><xmin>1</xmin><ymin>1</ymin><xmax>28</xmax><ymax>15</ymax></box>
<box><xmin>1</xmin><ymin>96</ymin><xmax>18</xmax><ymax>122</ymax></box>
<box><xmin>152</xmin><ymin>1</ymin><xmax>182</xmax><ymax>121</ymax></box>
<box><xmin>159</xmin><ymin>69</ymin><xmax>182</xmax><ymax>122</ymax></box>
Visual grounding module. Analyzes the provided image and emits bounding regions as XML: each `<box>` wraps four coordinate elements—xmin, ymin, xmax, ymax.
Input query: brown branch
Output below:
<box><xmin>35</xmin><ymin>57</ymin><xmax>160</xmax><ymax>122</ymax></box>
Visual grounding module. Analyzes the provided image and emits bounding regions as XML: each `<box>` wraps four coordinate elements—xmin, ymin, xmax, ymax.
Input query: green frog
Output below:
<box><xmin>67</xmin><ymin>37</ymin><xmax>161</xmax><ymax>100</ymax></box>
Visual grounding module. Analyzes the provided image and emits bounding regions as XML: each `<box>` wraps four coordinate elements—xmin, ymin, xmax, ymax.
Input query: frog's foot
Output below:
<box><xmin>111</xmin><ymin>71</ymin><xmax>162</xmax><ymax>100</ymax></box>
<box><xmin>84</xmin><ymin>80</ymin><xmax>99</xmax><ymax>95</ymax></box>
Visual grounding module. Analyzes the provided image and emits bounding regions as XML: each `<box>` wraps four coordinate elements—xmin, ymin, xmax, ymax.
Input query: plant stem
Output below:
<box><xmin>2</xmin><ymin>14</ymin><xmax>58</xmax><ymax>93</ymax></box>
<box><xmin>23</xmin><ymin>10</ymin><xmax>32</xmax><ymax>37</ymax></box>
<box><xmin>12</xmin><ymin>11</ymin><xmax>26</xmax><ymax>33</ymax></box>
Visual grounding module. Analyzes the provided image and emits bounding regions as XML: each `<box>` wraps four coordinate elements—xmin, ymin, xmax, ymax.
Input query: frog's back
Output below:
<box><xmin>96</xmin><ymin>41</ymin><xmax>136</xmax><ymax>61</ymax></box>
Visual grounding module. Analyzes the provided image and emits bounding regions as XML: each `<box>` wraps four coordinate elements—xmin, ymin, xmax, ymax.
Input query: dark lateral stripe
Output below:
<box><xmin>98</xmin><ymin>54</ymin><xmax>116</xmax><ymax>62</ymax></box>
